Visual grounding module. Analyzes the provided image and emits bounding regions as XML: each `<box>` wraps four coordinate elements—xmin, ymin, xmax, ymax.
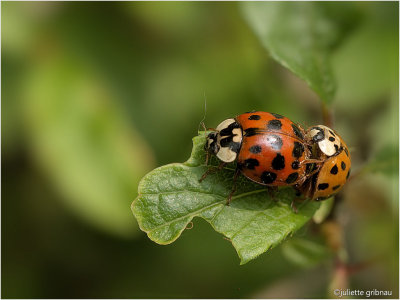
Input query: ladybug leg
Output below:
<box><xmin>226</xmin><ymin>168</ymin><xmax>240</xmax><ymax>205</ymax></box>
<box><xmin>199</xmin><ymin>162</ymin><xmax>226</xmax><ymax>183</ymax></box>
<box><xmin>290</xmin><ymin>194</ymin><xmax>308</xmax><ymax>214</ymax></box>
<box><xmin>290</xmin><ymin>199</ymin><xmax>299</xmax><ymax>214</ymax></box>
<box><xmin>290</xmin><ymin>186</ymin><xmax>306</xmax><ymax>214</ymax></box>
<box><xmin>267</xmin><ymin>186</ymin><xmax>279</xmax><ymax>202</ymax></box>
<box><xmin>302</xmin><ymin>159</ymin><xmax>324</xmax><ymax>164</ymax></box>
<box><xmin>300</xmin><ymin>159</ymin><xmax>323</xmax><ymax>177</ymax></box>
<box><xmin>294</xmin><ymin>188</ymin><xmax>303</xmax><ymax>198</ymax></box>
<box><xmin>204</xmin><ymin>151</ymin><xmax>210</xmax><ymax>166</ymax></box>
<box><xmin>307</xmin><ymin>166</ymin><xmax>321</xmax><ymax>177</ymax></box>
<box><xmin>291</xmin><ymin>185</ymin><xmax>313</xmax><ymax>214</ymax></box>
<box><xmin>303</xmin><ymin>161</ymin><xmax>323</xmax><ymax>177</ymax></box>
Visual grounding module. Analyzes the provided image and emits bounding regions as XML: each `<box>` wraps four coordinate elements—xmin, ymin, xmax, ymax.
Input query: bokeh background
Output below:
<box><xmin>2</xmin><ymin>2</ymin><xmax>398</xmax><ymax>298</ymax></box>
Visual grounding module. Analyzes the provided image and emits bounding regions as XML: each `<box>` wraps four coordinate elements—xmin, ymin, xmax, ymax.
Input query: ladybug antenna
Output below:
<box><xmin>198</xmin><ymin>92</ymin><xmax>207</xmax><ymax>136</ymax></box>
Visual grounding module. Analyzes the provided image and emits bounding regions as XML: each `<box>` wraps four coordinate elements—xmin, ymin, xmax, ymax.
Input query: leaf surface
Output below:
<box><xmin>241</xmin><ymin>2</ymin><xmax>339</xmax><ymax>103</ymax></box>
<box><xmin>132</xmin><ymin>133</ymin><xmax>320</xmax><ymax>264</ymax></box>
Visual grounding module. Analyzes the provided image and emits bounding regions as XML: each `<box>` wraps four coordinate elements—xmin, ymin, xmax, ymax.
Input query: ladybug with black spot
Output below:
<box><xmin>201</xmin><ymin>111</ymin><xmax>319</xmax><ymax>203</ymax></box>
<box><xmin>301</xmin><ymin>125</ymin><xmax>351</xmax><ymax>200</ymax></box>
<box><xmin>201</xmin><ymin>111</ymin><xmax>351</xmax><ymax>205</ymax></box>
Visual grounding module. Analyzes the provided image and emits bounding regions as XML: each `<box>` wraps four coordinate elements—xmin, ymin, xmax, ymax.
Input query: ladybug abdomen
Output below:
<box><xmin>237</xmin><ymin>133</ymin><xmax>307</xmax><ymax>186</ymax></box>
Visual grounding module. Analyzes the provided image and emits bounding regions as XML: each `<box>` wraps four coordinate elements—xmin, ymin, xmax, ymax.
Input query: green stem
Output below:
<box><xmin>321</xmin><ymin>102</ymin><xmax>333</xmax><ymax>128</ymax></box>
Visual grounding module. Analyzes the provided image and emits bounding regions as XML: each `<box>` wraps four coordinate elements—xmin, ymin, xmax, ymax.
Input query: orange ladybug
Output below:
<box><xmin>201</xmin><ymin>112</ymin><xmax>351</xmax><ymax>204</ymax></box>
<box><xmin>202</xmin><ymin>111</ymin><xmax>317</xmax><ymax>203</ymax></box>
<box><xmin>301</xmin><ymin>125</ymin><xmax>351</xmax><ymax>200</ymax></box>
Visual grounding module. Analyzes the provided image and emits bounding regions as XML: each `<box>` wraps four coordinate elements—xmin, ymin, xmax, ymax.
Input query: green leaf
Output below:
<box><xmin>241</xmin><ymin>2</ymin><xmax>340</xmax><ymax>103</ymax></box>
<box><xmin>132</xmin><ymin>133</ymin><xmax>320</xmax><ymax>264</ymax></box>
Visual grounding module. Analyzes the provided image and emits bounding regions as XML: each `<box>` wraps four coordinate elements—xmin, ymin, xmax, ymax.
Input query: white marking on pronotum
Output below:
<box><xmin>216</xmin><ymin>118</ymin><xmax>236</xmax><ymax>132</ymax></box>
<box><xmin>216</xmin><ymin>146</ymin><xmax>238</xmax><ymax>163</ymax></box>
<box><xmin>213</xmin><ymin>118</ymin><xmax>243</xmax><ymax>163</ymax></box>
<box><xmin>232</xmin><ymin>128</ymin><xmax>241</xmax><ymax>142</ymax></box>
<box><xmin>308</xmin><ymin>125</ymin><xmax>341</xmax><ymax>156</ymax></box>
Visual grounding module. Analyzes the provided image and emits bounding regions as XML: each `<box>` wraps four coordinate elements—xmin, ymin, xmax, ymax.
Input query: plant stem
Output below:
<box><xmin>321</xmin><ymin>102</ymin><xmax>333</xmax><ymax>128</ymax></box>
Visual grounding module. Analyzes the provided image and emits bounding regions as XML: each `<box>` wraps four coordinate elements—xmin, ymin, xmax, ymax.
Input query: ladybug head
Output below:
<box><xmin>306</xmin><ymin>125</ymin><xmax>341</xmax><ymax>157</ymax></box>
<box><xmin>205</xmin><ymin>118</ymin><xmax>243</xmax><ymax>163</ymax></box>
<box><xmin>205</xmin><ymin>132</ymin><xmax>219</xmax><ymax>154</ymax></box>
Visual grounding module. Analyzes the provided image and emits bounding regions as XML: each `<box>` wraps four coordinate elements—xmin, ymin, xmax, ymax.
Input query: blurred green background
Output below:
<box><xmin>2</xmin><ymin>2</ymin><xmax>398</xmax><ymax>298</ymax></box>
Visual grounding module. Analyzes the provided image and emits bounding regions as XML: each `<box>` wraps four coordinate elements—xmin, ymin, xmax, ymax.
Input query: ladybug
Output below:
<box><xmin>301</xmin><ymin>125</ymin><xmax>351</xmax><ymax>200</ymax></box>
<box><xmin>201</xmin><ymin>112</ymin><xmax>351</xmax><ymax>205</ymax></box>
<box><xmin>202</xmin><ymin>111</ymin><xmax>316</xmax><ymax>203</ymax></box>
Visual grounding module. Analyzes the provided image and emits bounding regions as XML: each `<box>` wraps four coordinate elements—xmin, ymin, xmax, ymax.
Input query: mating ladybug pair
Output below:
<box><xmin>200</xmin><ymin>111</ymin><xmax>351</xmax><ymax>205</ymax></box>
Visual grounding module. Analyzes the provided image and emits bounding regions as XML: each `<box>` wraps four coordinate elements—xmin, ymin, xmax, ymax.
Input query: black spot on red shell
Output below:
<box><xmin>249</xmin><ymin>145</ymin><xmax>262</xmax><ymax>154</ymax></box>
<box><xmin>318</xmin><ymin>183</ymin><xmax>329</xmax><ymax>190</ymax></box>
<box><xmin>261</xmin><ymin>171</ymin><xmax>277</xmax><ymax>184</ymax></box>
<box><xmin>291</xmin><ymin>124</ymin><xmax>304</xmax><ymax>139</ymax></box>
<box><xmin>270</xmin><ymin>112</ymin><xmax>284</xmax><ymax>119</ymax></box>
<box><xmin>330</xmin><ymin>165</ymin><xmax>338</xmax><ymax>175</ymax></box>
<box><xmin>268</xmin><ymin>134</ymin><xmax>283</xmax><ymax>151</ymax></box>
<box><xmin>272</xmin><ymin>153</ymin><xmax>285</xmax><ymax>170</ymax></box>
<box><xmin>244</xmin><ymin>128</ymin><xmax>261</xmax><ymax>137</ymax></box>
<box><xmin>267</xmin><ymin>119</ymin><xmax>282</xmax><ymax>130</ymax></box>
<box><xmin>285</xmin><ymin>172</ymin><xmax>299</xmax><ymax>184</ymax></box>
<box><xmin>329</xmin><ymin>137</ymin><xmax>335</xmax><ymax>142</ymax></box>
<box><xmin>329</xmin><ymin>130</ymin><xmax>335</xmax><ymax>136</ymax></box>
<box><xmin>341</xmin><ymin>161</ymin><xmax>346</xmax><ymax>171</ymax></box>
<box><xmin>292</xmin><ymin>142</ymin><xmax>305</xmax><ymax>158</ymax></box>
<box><xmin>291</xmin><ymin>161</ymin><xmax>300</xmax><ymax>169</ymax></box>
<box><xmin>332</xmin><ymin>185</ymin><xmax>341</xmax><ymax>191</ymax></box>
<box><xmin>334</xmin><ymin>144</ymin><xmax>339</xmax><ymax>152</ymax></box>
<box><xmin>244</xmin><ymin>158</ymin><xmax>259</xmax><ymax>170</ymax></box>
<box><xmin>244</xmin><ymin>128</ymin><xmax>259</xmax><ymax>137</ymax></box>
<box><xmin>248</xmin><ymin>114</ymin><xmax>261</xmax><ymax>120</ymax></box>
